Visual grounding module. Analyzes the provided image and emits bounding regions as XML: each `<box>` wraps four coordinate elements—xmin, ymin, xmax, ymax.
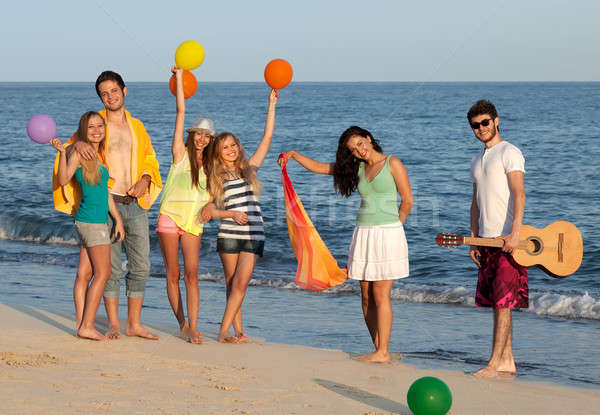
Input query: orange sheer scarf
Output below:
<box><xmin>279</xmin><ymin>154</ymin><xmax>348</xmax><ymax>291</ymax></box>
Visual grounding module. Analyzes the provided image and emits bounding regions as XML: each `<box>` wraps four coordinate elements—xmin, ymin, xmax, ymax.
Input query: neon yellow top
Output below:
<box><xmin>158</xmin><ymin>151</ymin><xmax>209</xmax><ymax>236</ymax></box>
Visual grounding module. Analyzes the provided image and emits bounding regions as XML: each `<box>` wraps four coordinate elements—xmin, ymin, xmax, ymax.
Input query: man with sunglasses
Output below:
<box><xmin>467</xmin><ymin>99</ymin><xmax>528</xmax><ymax>379</ymax></box>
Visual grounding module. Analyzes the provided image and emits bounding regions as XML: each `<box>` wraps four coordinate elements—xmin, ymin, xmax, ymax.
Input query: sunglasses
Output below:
<box><xmin>470</xmin><ymin>118</ymin><xmax>493</xmax><ymax>130</ymax></box>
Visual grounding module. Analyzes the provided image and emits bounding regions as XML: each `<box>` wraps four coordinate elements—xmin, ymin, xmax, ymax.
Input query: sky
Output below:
<box><xmin>1</xmin><ymin>0</ymin><xmax>599</xmax><ymax>82</ymax></box>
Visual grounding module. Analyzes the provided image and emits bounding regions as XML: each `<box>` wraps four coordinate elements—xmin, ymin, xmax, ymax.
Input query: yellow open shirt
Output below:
<box><xmin>52</xmin><ymin>109</ymin><xmax>162</xmax><ymax>215</ymax></box>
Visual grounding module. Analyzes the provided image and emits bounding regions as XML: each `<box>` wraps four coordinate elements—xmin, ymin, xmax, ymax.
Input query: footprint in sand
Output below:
<box><xmin>100</xmin><ymin>372</ymin><xmax>122</xmax><ymax>378</ymax></box>
<box><xmin>0</xmin><ymin>351</ymin><xmax>60</xmax><ymax>367</ymax></box>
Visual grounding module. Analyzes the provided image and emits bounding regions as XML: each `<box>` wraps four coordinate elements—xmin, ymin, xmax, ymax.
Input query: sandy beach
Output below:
<box><xmin>1</xmin><ymin>302</ymin><xmax>598</xmax><ymax>415</ymax></box>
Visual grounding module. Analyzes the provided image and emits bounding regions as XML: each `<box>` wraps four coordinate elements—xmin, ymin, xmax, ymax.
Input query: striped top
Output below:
<box><xmin>217</xmin><ymin>178</ymin><xmax>264</xmax><ymax>241</ymax></box>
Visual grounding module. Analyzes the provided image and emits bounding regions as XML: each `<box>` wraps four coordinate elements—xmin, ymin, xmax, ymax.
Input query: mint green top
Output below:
<box><xmin>356</xmin><ymin>156</ymin><xmax>399</xmax><ymax>226</ymax></box>
<box><xmin>159</xmin><ymin>151</ymin><xmax>210</xmax><ymax>236</ymax></box>
<box><xmin>74</xmin><ymin>165</ymin><xmax>109</xmax><ymax>224</ymax></box>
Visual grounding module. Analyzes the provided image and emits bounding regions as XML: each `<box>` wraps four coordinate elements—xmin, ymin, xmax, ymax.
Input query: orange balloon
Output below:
<box><xmin>169</xmin><ymin>70</ymin><xmax>198</xmax><ymax>99</ymax></box>
<box><xmin>264</xmin><ymin>59</ymin><xmax>293</xmax><ymax>89</ymax></box>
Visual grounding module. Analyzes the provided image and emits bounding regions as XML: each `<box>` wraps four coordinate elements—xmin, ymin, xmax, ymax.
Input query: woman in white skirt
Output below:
<box><xmin>280</xmin><ymin>126</ymin><xmax>413</xmax><ymax>363</ymax></box>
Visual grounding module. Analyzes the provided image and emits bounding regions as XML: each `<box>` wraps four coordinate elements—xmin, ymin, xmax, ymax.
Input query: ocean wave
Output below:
<box><xmin>197</xmin><ymin>273</ymin><xmax>600</xmax><ymax>321</ymax></box>
<box><xmin>4</xmin><ymin>232</ymin><xmax>599</xmax><ymax>321</ymax></box>
<box><xmin>0</xmin><ymin>213</ymin><xmax>78</xmax><ymax>246</ymax></box>
<box><xmin>529</xmin><ymin>291</ymin><xmax>600</xmax><ymax>320</ymax></box>
<box><xmin>198</xmin><ymin>272</ymin><xmax>600</xmax><ymax>320</ymax></box>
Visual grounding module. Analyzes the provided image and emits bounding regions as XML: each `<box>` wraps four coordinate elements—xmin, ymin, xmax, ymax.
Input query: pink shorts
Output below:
<box><xmin>156</xmin><ymin>214</ymin><xmax>185</xmax><ymax>235</ymax></box>
<box><xmin>475</xmin><ymin>247</ymin><xmax>529</xmax><ymax>309</ymax></box>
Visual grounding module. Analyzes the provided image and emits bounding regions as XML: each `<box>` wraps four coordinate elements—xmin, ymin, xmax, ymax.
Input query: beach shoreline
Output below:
<box><xmin>1</xmin><ymin>302</ymin><xmax>598</xmax><ymax>415</ymax></box>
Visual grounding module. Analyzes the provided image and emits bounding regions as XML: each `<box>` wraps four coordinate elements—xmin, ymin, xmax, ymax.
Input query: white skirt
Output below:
<box><xmin>347</xmin><ymin>221</ymin><xmax>409</xmax><ymax>281</ymax></box>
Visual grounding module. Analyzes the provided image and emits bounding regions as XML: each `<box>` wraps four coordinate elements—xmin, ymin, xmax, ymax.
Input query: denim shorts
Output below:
<box><xmin>75</xmin><ymin>221</ymin><xmax>111</xmax><ymax>247</ymax></box>
<box><xmin>217</xmin><ymin>238</ymin><xmax>264</xmax><ymax>257</ymax></box>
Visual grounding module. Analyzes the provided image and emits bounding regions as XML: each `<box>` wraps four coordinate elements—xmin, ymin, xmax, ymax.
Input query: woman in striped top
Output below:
<box><xmin>201</xmin><ymin>89</ymin><xmax>278</xmax><ymax>343</ymax></box>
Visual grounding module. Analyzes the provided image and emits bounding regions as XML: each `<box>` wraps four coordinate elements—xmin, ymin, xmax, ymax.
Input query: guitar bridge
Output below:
<box><xmin>558</xmin><ymin>233</ymin><xmax>564</xmax><ymax>263</ymax></box>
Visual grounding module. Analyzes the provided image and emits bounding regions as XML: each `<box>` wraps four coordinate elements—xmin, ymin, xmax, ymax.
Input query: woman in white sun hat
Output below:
<box><xmin>156</xmin><ymin>66</ymin><xmax>215</xmax><ymax>344</ymax></box>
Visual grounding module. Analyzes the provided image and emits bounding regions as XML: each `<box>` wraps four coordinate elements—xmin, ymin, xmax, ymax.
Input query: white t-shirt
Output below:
<box><xmin>470</xmin><ymin>141</ymin><xmax>525</xmax><ymax>238</ymax></box>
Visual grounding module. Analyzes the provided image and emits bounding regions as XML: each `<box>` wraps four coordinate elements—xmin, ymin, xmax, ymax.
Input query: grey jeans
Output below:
<box><xmin>104</xmin><ymin>201</ymin><xmax>150</xmax><ymax>299</ymax></box>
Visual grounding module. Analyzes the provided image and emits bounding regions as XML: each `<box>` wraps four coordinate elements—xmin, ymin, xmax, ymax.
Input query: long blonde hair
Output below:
<box><xmin>74</xmin><ymin>111</ymin><xmax>106</xmax><ymax>185</ymax></box>
<box><xmin>206</xmin><ymin>132</ymin><xmax>262</xmax><ymax>206</ymax></box>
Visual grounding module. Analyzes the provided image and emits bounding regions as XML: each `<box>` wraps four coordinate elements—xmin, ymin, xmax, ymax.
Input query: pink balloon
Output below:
<box><xmin>27</xmin><ymin>114</ymin><xmax>56</xmax><ymax>144</ymax></box>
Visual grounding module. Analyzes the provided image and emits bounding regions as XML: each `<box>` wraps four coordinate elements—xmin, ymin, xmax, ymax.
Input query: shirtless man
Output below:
<box><xmin>467</xmin><ymin>99</ymin><xmax>528</xmax><ymax>378</ymax></box>
<box><xmin>73</xmin><ymin>71</ymin><xmax>162</xmax><ymax>339</ymax></box>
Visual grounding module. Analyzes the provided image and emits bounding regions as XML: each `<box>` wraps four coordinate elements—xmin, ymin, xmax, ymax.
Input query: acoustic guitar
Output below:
<box><xmin>435</xmin><ymin>221</ymin><xmax>583</xmax><ymax>278</ymax></box>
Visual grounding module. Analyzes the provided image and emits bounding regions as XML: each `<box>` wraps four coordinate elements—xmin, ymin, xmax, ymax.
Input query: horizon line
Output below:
<box><xmin>1</xmin><ymin>80</ymin><xmax>599</xmax><ymax>84</ymax></box>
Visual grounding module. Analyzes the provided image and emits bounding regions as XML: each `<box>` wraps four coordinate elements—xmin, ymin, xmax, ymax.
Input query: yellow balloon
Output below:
<box><xmin>175</xmin><ymin>40</ymin><xmax>205</xmax><ymax>70</ymax></box>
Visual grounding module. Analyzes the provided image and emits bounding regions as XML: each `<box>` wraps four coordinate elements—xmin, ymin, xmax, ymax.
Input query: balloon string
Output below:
<box><xmin>385</xmin><ymin>0</ymin><xmax>506</xmax><ymax>120</ymax></box>
<box><xmin>95</xmin><ymin>1</ymin><xmax>163</xmax><ymax>72</ymax></box>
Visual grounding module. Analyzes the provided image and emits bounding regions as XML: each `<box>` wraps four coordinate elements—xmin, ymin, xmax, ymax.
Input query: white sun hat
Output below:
<box><xmin>187</xmin><ymin>117</ymin><xmax>216</xmax><ymax>136</ymax></box>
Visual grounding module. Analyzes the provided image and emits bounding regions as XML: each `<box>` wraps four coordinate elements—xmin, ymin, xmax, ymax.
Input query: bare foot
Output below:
<box><xmin>474</xmin><ymin>365</ymin><xmax>500</xmax><ymax>379</ymax></box>
<box><xmin>496</xmin><ymin>360</ymin><xmax>516</xmax><ymax>374</ymax></box>
<box><xmin>180</xmin><ymin>324</ymin><xmax>191</xmax><ymax>341</ymax></box>
<box><xmin>353</xmin><ymin>351</ymin><xmax>391</xmax><ymax>363</ymax></box>
<box><xmin>188</xmin><ymin>328</ymin><xmax>203</xmax><ymax>344</ymax></box>
<box><xmin>77</xmin><ymin>327</ymin><xmax>108</xmax><ymax>341</ymax></box>
<box><xmin>235</xmin><ymin>332</ymin><xmax>248</xmax><ymax>343</ymax></box>
<box><xmin>497</xmin><ymin>371</ymin><xmax>516</xmax><ymax>380</ymax></box>
<box><xmin>126</xmin><ymin>324</ymin><xmax>159</xmax><ymax>340</ymax></box>
<box><xmin>218</xmin><ymin>333</ymin><xmax>241</xmax><ymax>344</ymax></box>
<box><xmin>106</xmin><ymin>325</ymin><xmax>122</xmax><ymax>340</ymax></box>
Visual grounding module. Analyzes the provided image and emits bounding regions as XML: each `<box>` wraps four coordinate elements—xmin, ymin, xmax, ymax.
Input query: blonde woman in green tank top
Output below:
<box><xmin>279</xmin><ymin>126</ymin><xmax>413</xmax><ymax>363</ymax></box>
<box><xmin>156</xmin><ymin>67</ymin><xmax>214</xmax><ymax>344</ymax></box>
<box><xmin>51</xmin><ymin>111</ymin><xmax>125</xmax><ymax>341</ymax></box>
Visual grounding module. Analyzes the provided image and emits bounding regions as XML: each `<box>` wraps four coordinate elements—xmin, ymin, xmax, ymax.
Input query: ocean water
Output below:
<box><xmin>0</xmin><ymin>82</ymin><xmax>599</xmax><ymax>388</ymax></box>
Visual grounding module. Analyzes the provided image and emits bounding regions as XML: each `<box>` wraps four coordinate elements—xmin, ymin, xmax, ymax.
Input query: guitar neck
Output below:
<box><xmin>463</xmin><ymin>236</ymin><xmax>529</xmax><ymax>250</ymax></box>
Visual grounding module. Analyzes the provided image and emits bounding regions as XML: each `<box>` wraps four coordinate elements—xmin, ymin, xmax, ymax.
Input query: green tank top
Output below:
<box><xmin>159</xmin><ymin>151</ymin><xmax>210</xmax><ymax>236</ymax></box>
<box><xmin>356</xmin><ymin>156</ymin><xmax>399</xmax><ymax>226</ymax></box>
<box><xmin>74</xmin><ymin>165</ymin><xmax>109</xmax><ymax>224</ymax></box>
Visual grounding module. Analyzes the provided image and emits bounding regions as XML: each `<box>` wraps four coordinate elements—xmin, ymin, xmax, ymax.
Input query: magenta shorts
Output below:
<box><xmin>475</xmin><ymin>247</ymin><xmax>529</xmax><ymax>309</ymax></box>
<box><xmin>156</xmin><ymin>214</ymin><xmax>185</xmax><ymax>235</ymax></box>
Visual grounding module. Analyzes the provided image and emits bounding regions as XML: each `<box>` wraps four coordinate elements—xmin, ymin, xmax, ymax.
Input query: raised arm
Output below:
<box><xmin>51</xmin><ymin>139</ymin><xmax>80</xmax><ymax>186</ymax></box>
<box><xmin>389</xmin><ymin>156</ymin><xmax>413</xmax><ymax>223</ymax></box>
<box><xmin>279</xmin><ymin>150</ymin><xmax>334</xmax><ymax>175</ymax></box>
<box><xmin>248</xmin><ymin>89</ymin><xmax>278</xmax><ymax>169</ymax></box>
<box><xmin>171</xmin><ymin>66</ymin><xmax>187</xmax><ymax>164</ymax></box>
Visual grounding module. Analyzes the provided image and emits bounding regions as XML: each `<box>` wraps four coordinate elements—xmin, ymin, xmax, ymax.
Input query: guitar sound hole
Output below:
<box><xmin>527</xmin><ymin>237</ymin><xmax>543</xmax><ymax>255</ymax></box>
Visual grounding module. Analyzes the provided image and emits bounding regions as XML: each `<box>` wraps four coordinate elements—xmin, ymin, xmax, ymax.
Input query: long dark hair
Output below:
<box><xmin>185</xmin><ymin>131</ymin><xmax>212</xmax><ymax>189</ymax></box>
<box><xmin>333</xmin><ymin>126</ymin><xmax>383</xmax><ymax>197</ymax></box>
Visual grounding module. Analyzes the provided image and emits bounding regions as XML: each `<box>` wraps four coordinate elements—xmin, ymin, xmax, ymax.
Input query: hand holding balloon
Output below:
<box><xmin>50</xmin><ymin>138</ymin><xmax>65</xmax><ymax>153</ymax></box>
<box><xmin>268</xmin><ymin>89</ymin><xmax>279</xmax><ymax>107</ymax></box>
<box><xmin>169</xmin><ymin>66</ymin><xmax>197</xmax><ymax>99</ymax></box>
